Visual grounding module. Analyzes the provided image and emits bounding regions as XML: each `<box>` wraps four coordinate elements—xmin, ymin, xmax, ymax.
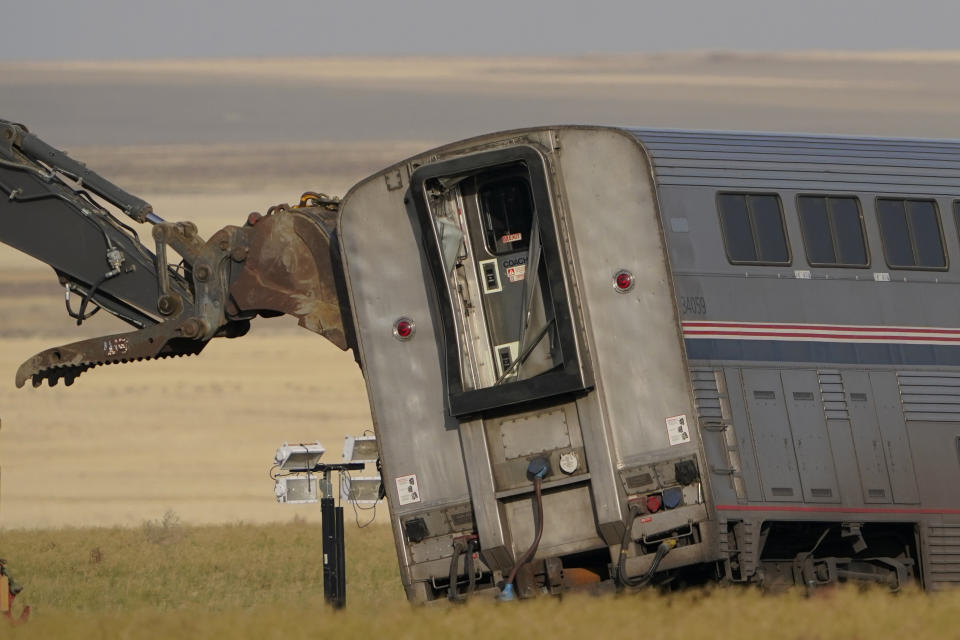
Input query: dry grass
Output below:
<box><xmin>0</xmin><ymin>331</ymin><xmax>369</xmax><ymax>528</ymax></box>
<box><xmin>0</xmin><ymin>519</ymin><xmax>402</xmax><ymax>615</ymax></box>
<box><xmin>2</xmin><ymin>519</ymin><xmax>960</xmax><ymax>639</ymax></box>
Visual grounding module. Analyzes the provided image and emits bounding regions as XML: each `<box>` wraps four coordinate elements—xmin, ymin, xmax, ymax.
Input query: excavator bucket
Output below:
<box><xmin>227</xmin><ymin>205</ymin><xmax>352</xmax><ymax>350</ymax></box>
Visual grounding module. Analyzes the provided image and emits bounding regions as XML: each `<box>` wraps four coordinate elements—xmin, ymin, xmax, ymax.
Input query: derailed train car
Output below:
<box><xmin>337</xmin><ymin>126</ymin><xmax>960</xmax><ymax>601</ymax></box>
<box><xmin>3</xmin><ymin>120</ymin><xmax>960</xmax><ymax>602</ymax></box>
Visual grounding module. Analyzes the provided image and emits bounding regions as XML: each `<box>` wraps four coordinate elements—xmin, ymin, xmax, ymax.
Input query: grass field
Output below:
<box><xmin>2</xmin><ymin>519</ymin><xmax>960</xmax><ymax>639</ymax></box>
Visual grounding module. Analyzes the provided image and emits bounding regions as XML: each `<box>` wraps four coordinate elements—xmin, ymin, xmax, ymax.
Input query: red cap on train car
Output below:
<box><xmin>394</xmin><ymin>317</ymin><xmax>415</xmax><ymax>341</ymax></box>
<box><xmin>646</xmin><ymin>494</ymin><xmax>662</xmax><ymax>513</ymax></box>
<box><xmin>614</xmin><ymin>270</ymin><xmax>634</xmax><ymax>293</ymax></box>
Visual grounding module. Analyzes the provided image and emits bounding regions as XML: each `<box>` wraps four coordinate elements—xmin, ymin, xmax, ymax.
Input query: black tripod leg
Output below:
<box><xmin>321</xmin><ymin>496</ymin><xmax>347</xmax><ymax>608</ymax></box>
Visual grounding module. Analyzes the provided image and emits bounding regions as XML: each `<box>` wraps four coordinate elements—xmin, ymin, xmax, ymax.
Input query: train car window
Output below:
<box><xmin>797</xmin><ymin>196</ymin><xmax>868</xmax><ymax>267</ymax></box>
<box><xmin>955</xmin><ymin>201</ymin><xmax>960</xmax><ymax>243</ymax></box>
<box><xmin>479</xmin><ymin>176</ymin><xmax>534</xmax><ymax>255</ymax></box>
<box><xmin>876</xmin><ymin>198</ymin><xmax>947</xmax><ymax>270</ymax></box>
<box><xmin>717</xmin><ymin>193</ymin><xmax>790</xmax><ymax>265</ymax></box>
<box><xmin>717</xmin><ymin>195</ymin><xmax>755</xmax><ymax>261</ymax></box>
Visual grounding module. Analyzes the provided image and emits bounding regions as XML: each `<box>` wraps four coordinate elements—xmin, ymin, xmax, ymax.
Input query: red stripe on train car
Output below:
<box><xmin>716</xmin><ymin>504</ymin><xmax>960</xmax><ymax>515</ymax></box>
<box><xmin>682</xmin><ymin>330</ymin><xmax>960</xmax><ymax>342</ymax></box>
<box><xmin>681</xmin><ymin>321</ymin><xmax>960</xmax><ymax>335</ymax></box>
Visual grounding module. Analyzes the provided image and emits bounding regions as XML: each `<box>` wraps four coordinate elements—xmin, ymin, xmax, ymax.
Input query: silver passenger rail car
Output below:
<box><xmin>336</xmin><ymin>126</ymin><xmax>960</xmax><ymax>601</ymax></box>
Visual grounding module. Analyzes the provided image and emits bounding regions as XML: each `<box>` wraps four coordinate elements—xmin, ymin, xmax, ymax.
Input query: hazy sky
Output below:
<box><xmin>4</xmin><ymin>0</ymin><xmax>960</xmax><ymax>60</ymax></box>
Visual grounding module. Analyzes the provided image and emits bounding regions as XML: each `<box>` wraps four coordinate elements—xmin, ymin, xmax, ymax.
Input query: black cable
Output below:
<box><xmin>63</xmin><ymin>284</ymin><xmax>102</xmax><ymax>322</ymax></box>
<box><xmin>352</xmin><ymin>502</ymin><xmax>377</xmax><ymax>528</ymax></box>
<box><xmin>504</xmin><ymin>476</ymin><xmax>545</xmax><ymax>588</ymax></box>
<box><xmin>448</xmin><ymin>540</ymin><xmax>467</xmax><ymax>602</ymax></box>
<box><xmin>0</xmin><ymin>182</ymin><xmax>117</xmax><ymax>249</ymax></box>
<box><xmin>0</xmin><ymin>175</ymin><xmax>154</xmax><ymax>328</ymax></box>
<box><xmin>376</xmin><ymin>457</ymin><xmax>385</xmax><ymax>501</ymax></box>
<box><xmin>465</xmin><ymin>539</ymin><xmax>477</xmax><ymax>596</ymax></box>
<box><xmin>343</xmin><ymin>469</ymin><xmax>377</xmax><ymax>528</ymax></box>
<box><xmin>617</xmin><ymin>503</ymin><xmax>642</xmax><ymax>587</ymax></box>
<box><xmin>75</xmin><ymin>271</ymin><xmax>110</xmax><ymax>325</ymax></box>
<box><xmin>617</xmin><ymin>504</ymin><xmax>676</xmax><ymax>588</ymax></box>
<box><xmin>447</xmin><ymin>538</ymin><xmax>478</xmax><ymax>602</ymax></box>
<box><xmin>50</xmin><ymin>181</ymin><xmax>156</xmax><ymax>265</ymax></box>
<box><xmin>0</xmin><ymin>156</ymin><xmax>53</xmax><ymax>179</ymax></box>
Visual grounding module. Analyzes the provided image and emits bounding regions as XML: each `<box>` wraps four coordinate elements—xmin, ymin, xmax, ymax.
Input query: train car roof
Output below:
<box><xmin>625</xmin><ymin>128</ymin><xmax>960</xmax><ymax>196</ymax></box>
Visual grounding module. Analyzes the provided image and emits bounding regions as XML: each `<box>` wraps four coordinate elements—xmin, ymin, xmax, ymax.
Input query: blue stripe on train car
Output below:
<box><xmin>684</xmin><ymin>338</ymin><xmax>960</xmax><ymax>366</ymax></box>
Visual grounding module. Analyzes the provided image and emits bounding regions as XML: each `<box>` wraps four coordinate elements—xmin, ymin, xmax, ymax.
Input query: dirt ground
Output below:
<box><xmin>2</xmin><ymin>52</ymin><xmax>960</xmax><ymax>529</ymax></box>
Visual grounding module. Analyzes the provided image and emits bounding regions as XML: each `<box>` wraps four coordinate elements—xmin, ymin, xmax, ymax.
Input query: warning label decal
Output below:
<box><xmin>395</xmin><ymin>474</ymin><xmax>421</xmax><ymax>505</ymax></box>
<box><xmin>506</xmin><ymin>264</ymin><xmax>526</xmax><ymax>282</ymax></box>
<box><xmin>666</xmin><ymin>414</ymin><xmax>691</xmax><ymax>446</ymax></box>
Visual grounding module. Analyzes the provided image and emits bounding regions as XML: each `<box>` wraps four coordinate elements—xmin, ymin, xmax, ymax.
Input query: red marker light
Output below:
<box><xmin>614</xmin><ymin>270</ymin><xmax>634</xmax><ymax>293</ymax></box>
<box><xmin>394</xmin><ymin>317</ymin><xmax>415</xmax><ymax>341</ymax></box>
<box><xmin>646</xmin><ymin>494</ymin><xmax>662</xmax><ymax>513</ymax></box>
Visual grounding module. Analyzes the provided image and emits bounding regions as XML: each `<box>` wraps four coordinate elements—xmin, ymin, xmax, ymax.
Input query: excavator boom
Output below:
<box><xmin>0</xmin><ymin>119</ymin><xmax>353</xmax><ymax>387</ymax></box>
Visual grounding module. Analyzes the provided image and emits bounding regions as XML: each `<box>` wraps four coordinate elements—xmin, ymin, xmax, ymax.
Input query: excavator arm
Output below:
<box><xmin>0</xmin><ymin>119</ymin><xmax>354</xmax><ymax>387</ymax></box>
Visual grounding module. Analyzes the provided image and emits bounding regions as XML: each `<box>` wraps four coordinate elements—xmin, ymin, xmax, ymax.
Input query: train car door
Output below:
<box><xmin>411</xmin><ymin>146</ymin><xmax>589</xmax><ymax>417</ymax></box>
<box><xmin>742</xmin><ymin>369</ymin><xmax>803</xmax><ymax>502</ymax></box>
<box><xmin>742</xmin><ymin>369</ymin><xmax>842</xmax><ymax>503</ymax></box>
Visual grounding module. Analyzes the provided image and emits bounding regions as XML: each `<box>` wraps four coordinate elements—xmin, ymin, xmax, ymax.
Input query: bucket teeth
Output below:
<box><xmin>15</xmin><ymin>325</ymin><xmax>206</xmax><ymax>388</ymax></box>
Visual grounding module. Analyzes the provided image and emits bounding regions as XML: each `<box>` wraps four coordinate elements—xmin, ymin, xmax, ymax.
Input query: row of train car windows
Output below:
<box><xmin>718</xmin><ymin>194</ymin><xmax>957</xmax><ymax>270</ymax></box>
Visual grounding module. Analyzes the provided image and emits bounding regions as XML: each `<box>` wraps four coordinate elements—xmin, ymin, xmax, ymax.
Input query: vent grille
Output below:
<box><xmin>926</xmin><ymin>524</ymin><xmax>960</xmax><ymax>588</ymax></box>
<box><xmin>449</xmin><ymin>511</ymin><xmax>473</xmax><ymax>527</ymax></box>
<box><xmin>625</xmin><ymin>472</ymin><xmax>654</xmax><ymax>489</ymax></box>
<box><xmin>691</xmin><ymin>367</ymin><xmax>723</xmax><ymax>421</ymax></box>
<box><xmin>818</xmin><ymin>369</ymin><xmax>848</xmax><ymax>420</ymax></box>
<box><xmin>898</xmin><ymin>372</ymin><xmax>960</xmax><ymax>422</ymax></box>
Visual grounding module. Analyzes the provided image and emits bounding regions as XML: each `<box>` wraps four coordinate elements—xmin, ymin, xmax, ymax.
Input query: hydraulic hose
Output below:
<box><xmin>618</xmin><ymin>503</ymin><xmax>676</xmax><ymax>588</ymax></box>
<box><xmin>465</xmin><ymin>539</ymin><xmax>477</xmax><ymax>596</ymax></box>
<box><xmin>448</xmin><ymin>540</ymin><xmax>467</xmax><ymax>602</ymax></box>
<box><xmin>74</xmin><ymin>270</ymin><xmax>114</xmax><ymax>325</ymax></box>
<box><xmin>499</xmin><ymin>458</ymin><xmax>550</xmax><ymax>600</ymax></box>
<box><xmin>504</xmin><ymin>475</ymin><xmax>545</xmax><ymax>590</ymax></box>
<box><xmin>617</xmin><ymin>503</ymin><xmax>643</xmax><ymax>584</ymax></box>
<box><xmin>448</xmin><ymin>538</ymin><xmax>478</xmax><ymax>602</ymax></box>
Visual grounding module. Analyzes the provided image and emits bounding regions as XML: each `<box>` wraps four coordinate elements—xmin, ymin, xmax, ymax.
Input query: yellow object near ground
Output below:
<box><xmin>0</xmin><ymin>575</ymin><xmax>8</xmax><ymax>613</ymax></box>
